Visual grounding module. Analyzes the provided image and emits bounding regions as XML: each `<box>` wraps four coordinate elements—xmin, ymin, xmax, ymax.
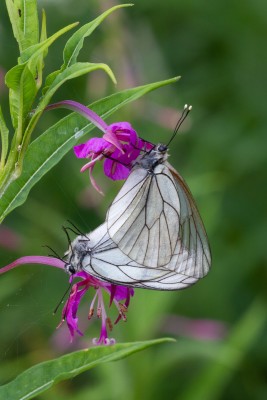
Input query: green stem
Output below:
<box><xmin>0</xmin><ymin>157</ymin><xmax>18</xmax><ymax>198</ymax></box>
<box><xmin>0</xmin><ymin>129</ymin><xmax>24</xmax><ymax>198</ymax></box>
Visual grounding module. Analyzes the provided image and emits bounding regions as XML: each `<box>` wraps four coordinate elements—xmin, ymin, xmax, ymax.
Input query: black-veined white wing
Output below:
<box><xmin>67</xmin><ymin>222</ymin><xmax>201</xmax><ymax>290</ymax></box>
<box><xmin>107</xmin><ymin>164</ymin><xmax>181</xmax><ymax>268</ymax></box>
<box><xmin>166</xmin><ymin>162</ymin><xmax>211</xmax><ymax>278</ymax></box>
<box><xmin>106</xmin><ymin>150</ymin><xmax>211</xmax><ymax>278</ymax></box>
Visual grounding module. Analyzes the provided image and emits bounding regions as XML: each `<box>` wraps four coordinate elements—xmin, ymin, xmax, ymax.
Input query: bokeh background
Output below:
<box><xmin>0</xmin><ymin>0</ymin><xmax>267</xmax><ymax>399</ymax></box>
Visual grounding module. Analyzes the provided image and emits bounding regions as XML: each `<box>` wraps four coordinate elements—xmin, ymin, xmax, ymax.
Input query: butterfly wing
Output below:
<box><xmin>81</xmin><ymin>223</ymin><xmax>201</xmax><ymax>290</ymax></box>
<box><xmin>106</xmin><ymin>164</ymin><xmax>181</xmax><ymax>268</ymax></box>
<box><xmin>106</xmin><ymin>159</ymin><xmax>211</xmax><ymax>279</ymax></box>
<box><xmin>166</xmin><ymin>162</ymin><xmax>211</xmax><ymax>278</ymax></box>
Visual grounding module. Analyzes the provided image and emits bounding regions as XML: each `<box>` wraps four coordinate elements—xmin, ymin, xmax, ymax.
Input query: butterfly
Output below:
<box><xmin>106</xmin><ymin>105</ymin><xmax>211</xmax><ymax>282</ymax></box>
<box><xmin>65</xmin><ymin>222</ymin><xmax>202</xmax><ymax>290</ymax></box>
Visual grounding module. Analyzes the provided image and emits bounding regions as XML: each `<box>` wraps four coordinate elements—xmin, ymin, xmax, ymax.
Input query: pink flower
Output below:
<box><xmin>0</xmin><ymin>256</ymin><xmax>134</xmax><ymax>345</ymax></box>
<box><xmin>45</xmin><ymin>100</ymin><xmax>152</xmax><ymax>194</ymax></box>
<box><xmin>60</xmin><ymin>271</ymin><xmax>133</xmax><ymax>344</ymax></box>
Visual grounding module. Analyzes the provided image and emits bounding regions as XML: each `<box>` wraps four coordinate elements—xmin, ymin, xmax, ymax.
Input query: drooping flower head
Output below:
<box><xmin>45</xmin><ymin>100</ymin><xmax>153</xmax><ymax>194</ymax></box>
<box><xmin>0</xmin><ymin>256</ymin><xmax>134</xmax><ymax>345</ymax></box>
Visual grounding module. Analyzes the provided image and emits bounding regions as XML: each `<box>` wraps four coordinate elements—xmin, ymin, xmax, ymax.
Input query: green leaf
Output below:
<box><xmin>5</xmin><ymin>64</ymin><xmax>36</xmax><ymax>129</ymax></box>
<box><xmin>40</xmin><ymin>9</ymin><xmax>48</xmax><ymax>57</ymax></box>
<box><xmin>5</xmin><ymin>0</ymin><xmax>39</xmax><ymax>51</ymax></box>
<box><xmin>0</xmin><ymin>338</ymin><xmax>173</xmax><ymax>400</ymax></box>
<box><xmin>63</xmin><ymin>4</ymin><xmax>133</xmax><ymax>68</ymax></box>
<box><xmin>0</xmin><ymin>107</ymin><xmax>9</xmax><ymax>169</ymax></box>
<box><xmin>43</xmin><ymin>4</ymin><xmax>133</xmax><ymax>93</ymax></box>
<box><xmin>22</xmin><ymin>0</ymin><xmax>39</xmax><ymax>49</ymax></box>
<box><xmin>42</xmin><ymin>70</ymin><xmax>61</xmax><ymax>95</ymax></box>
<box><xmin>5</xmin><ymin>22</ymin><xmax>78</xmax><ymax>128</ymax></box>
<box><xmin>0</xmin><ymin>77</ymin><xmax>179</xmax><ymax>221</ymax></box>
<box><xmin>5</xmin><ymin>0</ymin><xmax>24</xmax><ymax>52</ymax></box>
<box><xmin>41</xmin><ymin>62</ymin><xmax>116</xmax><ymax>107</ymax></box>
<box><xmin>35</xmin><ymin>9</ymin><xmax>48</xmax><ymax>90</ymax></box>
<box><xmin>19</xmin><ymin>22</ymin><xmax>79</xmax><ymax>67</ymax></box>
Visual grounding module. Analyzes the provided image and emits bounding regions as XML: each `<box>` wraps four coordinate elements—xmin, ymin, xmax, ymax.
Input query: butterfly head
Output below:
<box><xmin>136</xmin><ymin>143</ymin><xmax>169</xmax><ymax>172</ymax></box>
<box><xmin>64</xmin><ymin>235</ymin><xmax>91</xmax><ymax>275</ymax></box>
<box><xmin>156</xmin><ymin>143</ymin><xmax>168</xmax><ymax>155</ymax></box>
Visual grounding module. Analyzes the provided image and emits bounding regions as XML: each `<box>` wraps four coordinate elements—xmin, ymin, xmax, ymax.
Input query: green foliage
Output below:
<box><xmin>0</xmin><ymin>339</ymin><xmax>173</xmax><ymax>400</ymax></box>
<box><xmin>0</xmin><ymin>2</ymin><xmax>134</xmax><ymax>200</ymax></box>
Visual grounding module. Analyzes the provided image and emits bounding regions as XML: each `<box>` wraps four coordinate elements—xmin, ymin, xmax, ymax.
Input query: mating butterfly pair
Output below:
<box><xmin>64</xmin><ymin>107</ymin><xmax>211</xmax><ymax>290</ymax></box>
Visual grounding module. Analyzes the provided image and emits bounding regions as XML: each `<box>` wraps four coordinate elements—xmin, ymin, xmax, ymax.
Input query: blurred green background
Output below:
<box><xmin>0</xmin><ymin>0</ymin><xmax>267</xmax><ymax>399</ymax></box>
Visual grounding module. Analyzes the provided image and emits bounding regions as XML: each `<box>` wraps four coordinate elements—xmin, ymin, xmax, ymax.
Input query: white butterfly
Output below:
<box><xmin>106</xmin><ymin>142</ymin><xmax>211</xmax><ymax>282</ymax></box>
<box><xmin>65</xmin><ymin>222</ymin><xmax>201</xmax><ymax>290</ymax></box>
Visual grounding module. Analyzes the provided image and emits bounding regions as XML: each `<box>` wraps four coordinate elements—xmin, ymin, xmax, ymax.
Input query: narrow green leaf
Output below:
<box><xmin>41</xmin><ymin>62</ymin><xmax>116</xmax><ymax>106</ymax></box>
<box><xmin>0</xmin><ymin>338</ymin><xmax>173</xmax><ymax>400</ymax></box>
<box><xmin>42</xmin><ymin>70</ymin><xmax>61</xmax><ymax>95</ymax></box>
<box><xmin>63</xmin><ymin>4</ymin><xmax>133</xmax><ymax>68</ymax></box>
<box><xmin>0</xmin><ymin>77</ymin><xmax>179</xmax><ymax>221</ymax></box>
<box><xmin>40</xmin><ymin>9</ymin><xmax>48</xmax><ymax>58</ymax></box>
<box><xmin>5</xmin><ymin>64</ymin><xmax>36</xmax><ymax>129</ymax></box>
<box><xmin>5</xmin><ymin>0</ymin><xmax>39</xmax><ymax>52</ymax></box>
<box><xmin>0</xmin><ymin>107</ymin><xmax>9</xmax><ymax>169</ymax></box>
<box><xmin>5</xmin><ymin>64</ymin><xmax>25</xmax><ymax>90</ymax></box>
<box><xmin>23</xmin><ymin>0</ymin><xmax>39</xmax><ymax>49</ymax></box>
<box><xmin>36</xmin><ymin>9</ymin><xmax>48</xmax><ymax>90</ymax></box>
<box><xmin>5</xmin><ymin>0</ymin><xmax>24</xmax><ymax>52</ymax></box>
<box><xmin>43</xmin><ymin>4</ymin><xmax>133</xmax><ymax>93</ymax></box>
<box><xmin>19</xmin><ymin>22</ymin><xmax>79</xmax><ymax>66</ymax></box>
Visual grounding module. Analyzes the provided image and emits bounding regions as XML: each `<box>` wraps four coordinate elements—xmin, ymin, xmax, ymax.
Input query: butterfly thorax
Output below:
<box><xmin>134</xmin><ymin>143</ymin><xmax>169</xmax><ymax>172</ymax></box>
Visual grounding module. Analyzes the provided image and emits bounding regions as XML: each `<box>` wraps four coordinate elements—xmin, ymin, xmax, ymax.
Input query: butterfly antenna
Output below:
<box><xmin>53</xmin><ymin>278</ymin><xmax>73</xmax><ymax>315</ymax></box>
<box><xmin>65</xmin><ymin>226</ymin><xmax>87</xmax><ymax>239</ymax></box>
<box><xmin>43</xmin><ymin>245</ymin><xmax>65</xmax><ymax>262</ymax></box>
<box><xmin>66</xmin><ymin>220</ymin><xmax>84</xmax><ymax>236</ymax></box>
<box><xmin>167</xmin><ymin>104</ymin><xmax>192</xmax><ymax>147</ymax></box>
<box><xmin>62</xmin><ymin>226</ymin><xmax>73</xmax><ymax>252</ymax></box>
<box><xmin>132</xmin><ymin>139</ymin><xmax>155</xmax><ymax>153</ymax></box>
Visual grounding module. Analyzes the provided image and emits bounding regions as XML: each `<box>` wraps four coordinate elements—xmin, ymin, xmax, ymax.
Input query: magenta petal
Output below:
<box><xmin>0</xmin><ymin>256</ymin><xmax>65</xmax><ymax>275</ymax></box>
<box><xmin>45</xmin><ymin>100</ymin><xmax>108</xmax><ymax>132</ymax></box>
<box><xmin>73</xmin><ymin>143</ymin><xmax>89</xmax><ymax>158</ymax></box>
<box><xmin>74</xmin><ymin>138</ymin><xmax>110</xmax><ymax>158</ymax></box>
<box><xmin>63</xmin><ymin>278</ymin><xmax>90</xmax><ymax>340</ymax></box>
<box><xmin>103</xmin><ymin>131</ymin><xmax>124</xmax><ymax>153</ymax></box>
<box><xmin>102</xmin><ymin>282</ymin><xmax>134</xmax><ymax>301</ymax></box>
<box><xmin>103</xmin><ymin>158</ymin><xmax>130</xmax><ymax>180</ymax></box>
<box><xmin>112</xmin><ymin>286</ymin><xmax>134</xmax><ymax>301</ymax></box>
<box><xmin>89</xmin><ymin>163</ymin><xmax>104</xmax><ymax>195</ymax></box>
<box><xmin>109</xmin><ymin>122</ymin><xmax>138</xmax><ymax>144</ymax></box>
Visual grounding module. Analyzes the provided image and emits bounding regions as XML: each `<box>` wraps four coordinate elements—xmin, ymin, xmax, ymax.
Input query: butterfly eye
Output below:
<box><xmin>158</xmin><ymin>144</ymin><xmax>168</xmax><ymax>153</ymax></box>
<box><xmin>66</xmin><ymin>264</ymin><xmax>76</xmax><ymax>275</ymax></box>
